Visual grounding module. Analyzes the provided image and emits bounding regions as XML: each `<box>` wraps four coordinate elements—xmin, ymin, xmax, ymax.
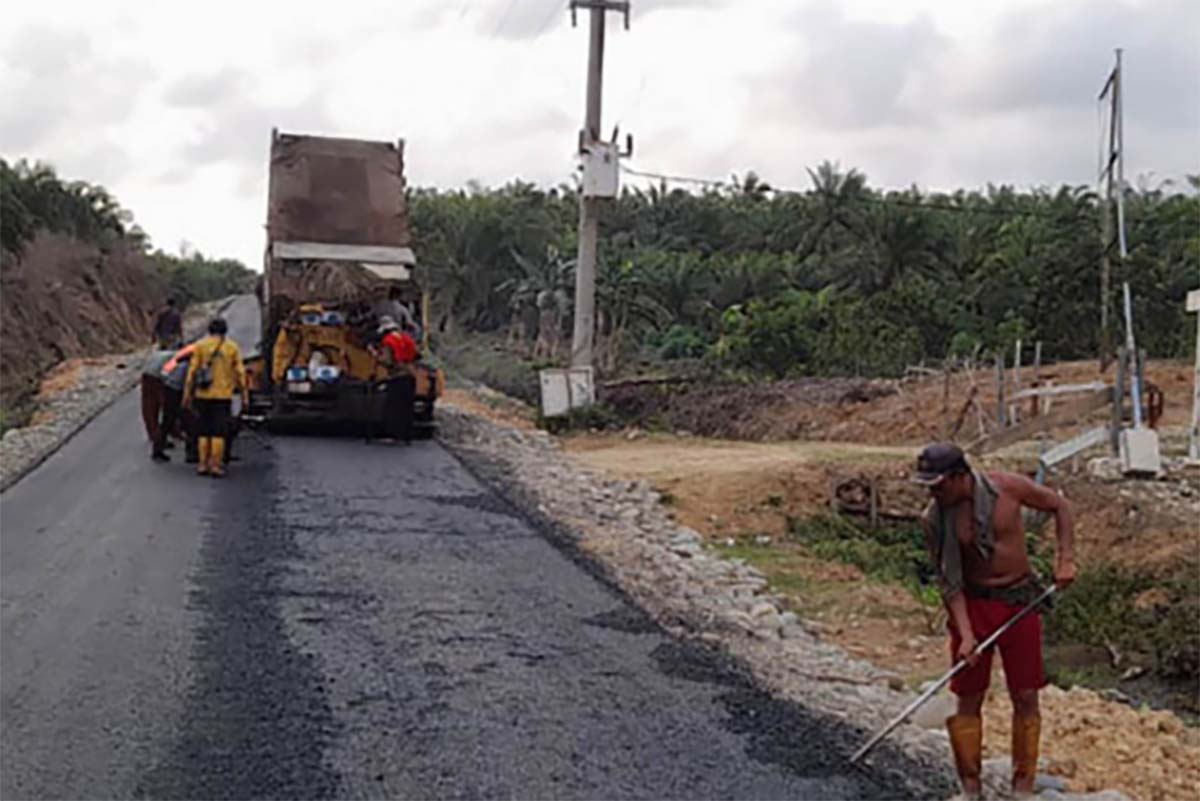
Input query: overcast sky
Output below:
<box><xmin>2</xmin><ymin>0</ymin><xmax>1196</xmax><ymax>269</ymax></box>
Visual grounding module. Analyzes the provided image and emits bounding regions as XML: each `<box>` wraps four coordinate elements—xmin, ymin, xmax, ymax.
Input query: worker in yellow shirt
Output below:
<box><xmin>183</xmin><ymin>318</ymin><xmax>249</xmax><ymax>478</ymax></box>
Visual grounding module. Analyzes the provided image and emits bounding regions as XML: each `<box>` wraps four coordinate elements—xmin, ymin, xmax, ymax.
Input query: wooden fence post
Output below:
<box><xmin>1031</xmin><ymin>341</ymin><xmax>1043</xmax><ymax>418</ymax></box>
<box><xmin>1012</xmin><ymin>339</ymin><xmax>1022</xmax><ymax>423</ymax></box>
<box><xmin>995</xmin><ymin>355</ymin><xmax>1007</xmax><ymax>428</ymax></box>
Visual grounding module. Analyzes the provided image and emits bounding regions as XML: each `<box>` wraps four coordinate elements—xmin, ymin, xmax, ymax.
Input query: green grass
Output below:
<box><xmin>1045</xmin><ymin>663</ymin><xmax>1119</xmax><ymax>690</ymax></box>
<box><xmin>1047</xmin><ymin>566</ymin><xmax>1153</xmax><ymax>649</ymax></box>
<box><xmin>714</xmin><ymin>540</ymin><xmax>785</xmax><ymax>567</ymax></box>
<box><xmin>714</xmin><ymin>537</ymin><xmax>869</xmax><ymax>615</ymax></box>
<box><xmin>787</xmin><ymin>514</ymin><xmax>936</xmax><ymax>593</ymax></box>
<box><xmin>1047</xmin><ymin>566</ymin><xmax>1199</xmax><ymax>681</ymax></box>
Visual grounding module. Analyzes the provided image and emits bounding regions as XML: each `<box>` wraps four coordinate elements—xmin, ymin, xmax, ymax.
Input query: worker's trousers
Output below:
<box><xmin>140</xmin><ymin>375</ymin><xmax>166</xmax><ymax>449</ymax></box>
<box><xmin>384</xmin><ymin>374</ymin><xmax>416</xmax><ymax>442</ymax></box>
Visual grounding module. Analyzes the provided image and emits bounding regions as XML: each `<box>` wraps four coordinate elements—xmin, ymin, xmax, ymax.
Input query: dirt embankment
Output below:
<box><xmin>1</xmin><ymin>232</ymin><xmax>167</xmax><ymax>412</ymax></box>
<box><xmin>601</xmin><ymin>377</ymin><xmax>897</xmax><ymax>440</ymax></box>
<box><xmin>599</xmin><ymin>359</ymin><xmax>1195</xmax><ymax>445</ymax></box>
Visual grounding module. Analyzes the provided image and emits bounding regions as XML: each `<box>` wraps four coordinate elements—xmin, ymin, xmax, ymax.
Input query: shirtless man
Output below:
<box><xmin>914</xmin><ymin>443</ymin><xmax>1075</xmax><ymax>799</ymax></box>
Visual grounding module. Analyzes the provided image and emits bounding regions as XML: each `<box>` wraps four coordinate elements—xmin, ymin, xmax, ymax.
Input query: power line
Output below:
<box><xmin>619</xmin><ymin>163</ymin><xmax>1088</xmax><ymax>220</ymax></box>
<box><xmin>621</xmin><ymin>164</ymin><xmax>726</xmax><ymax>188</ymax></box>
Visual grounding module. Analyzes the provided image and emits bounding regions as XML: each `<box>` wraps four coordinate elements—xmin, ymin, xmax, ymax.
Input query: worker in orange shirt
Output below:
<box><xmin>372</xmin><ymin>316</ymin><xmax>417</xmax><ymax>444</ymax></box>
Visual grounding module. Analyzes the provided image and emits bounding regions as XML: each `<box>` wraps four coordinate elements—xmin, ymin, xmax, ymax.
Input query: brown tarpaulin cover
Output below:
<box><xmin>268</xmin><ymin>132</ymin><xmax>410</xmax><ymax>247</ymax></box>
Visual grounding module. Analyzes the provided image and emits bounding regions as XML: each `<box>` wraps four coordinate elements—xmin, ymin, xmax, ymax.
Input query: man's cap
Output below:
<box><xmin>912</xmin><ymin>442</ymin><xmax>968</xmax><ymax>485</ymax></box>
<box><xmin>377</xmin><ymin>315</ymin><xmax>400</xmax><ymax>333</ymax></box>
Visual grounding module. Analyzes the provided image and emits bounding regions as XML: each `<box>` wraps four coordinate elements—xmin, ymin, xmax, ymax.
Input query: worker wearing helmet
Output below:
<box><xmin>371</xmin><ymin>316</ymin><xmax>418</xmax><ymax>444</ymax></box>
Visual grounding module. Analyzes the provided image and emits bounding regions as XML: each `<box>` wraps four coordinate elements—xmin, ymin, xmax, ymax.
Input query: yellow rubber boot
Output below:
<box><xmin>209</xmin><ymin>438</ymin><xmax>226</xmax><ymax>478</ymax></box>
<box><xmin>197</xmin><ymin>437</ymin><xmax>211</xmax><ymax>476</ymax></box>
<box><xmin>946</xmin><ymin>714</ymin><xmax>983</xmax><ymax>800</ymax></box>
<box><xmin>1011</xmin><ymin>712</ymin><xmax>1041</xmax><ymax>798</ymax></box>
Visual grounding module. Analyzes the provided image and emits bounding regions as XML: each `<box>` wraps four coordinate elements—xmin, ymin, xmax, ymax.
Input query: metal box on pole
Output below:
<box><xmin>539</xmin><ymin>367</ymin><xmax>596</xmax><ymax>418</ymax></box>
<box><xmin>581</xmin><ymin>142</ymin><xmax>620</xmax><ymax>198</ymax></box>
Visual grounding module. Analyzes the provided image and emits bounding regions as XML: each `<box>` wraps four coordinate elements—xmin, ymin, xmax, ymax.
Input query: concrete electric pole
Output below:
<box><xmin>1188</xmin><ymin>289</ymin><xmax>1200</xmax><ymax>462</ymax></box>
<box><xmin>1098</xmin><ymin>48</ymin><xmax>1126</xmax><ymax>368</ymax></box>
<box><xmin>569</xmin><ymin>0</ymin><xmax>630</xmax><ymax>371</ymax></box>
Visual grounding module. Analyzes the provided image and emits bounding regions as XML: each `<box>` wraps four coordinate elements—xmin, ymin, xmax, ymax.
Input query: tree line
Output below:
<box><xmin>3</xmin><ymin>157</ymin><xmax>1193</xmax><ymax>379</ymax></box>
<box><xmin>411</xmin><ymin>164</ymin><xmax>1199</xmax><ymax>377</ymax></box>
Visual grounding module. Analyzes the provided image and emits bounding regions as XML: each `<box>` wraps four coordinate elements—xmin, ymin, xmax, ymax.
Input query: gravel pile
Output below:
<box><xmin>0</xmin><ymin>352</ymin><xmax>147</xmax><ymax>491</ymax></box>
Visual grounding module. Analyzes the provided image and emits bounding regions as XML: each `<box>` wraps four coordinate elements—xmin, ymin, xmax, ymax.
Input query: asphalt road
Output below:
<box><xmin>1</xmin><ymin>297</ymin><xmax>915</xmax><ymax>800</ymax></box>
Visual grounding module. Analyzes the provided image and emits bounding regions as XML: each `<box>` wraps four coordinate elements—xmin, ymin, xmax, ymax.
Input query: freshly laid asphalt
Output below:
<box><xmin>1</xmin><ymin>296</ymin><xmax>936</xmax><ymax>799</ymax></box>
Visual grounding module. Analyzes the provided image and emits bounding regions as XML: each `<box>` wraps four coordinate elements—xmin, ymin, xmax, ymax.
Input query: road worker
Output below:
<box><xmin>371</xmin><ymin>316</ymin><xmax>418</xmax><ymax>444</ymax></box>
<box><xmin>372</xmin><ymin>288</ymin><xmax>421</xmax><ymax>341</ymax></box>
<box><xmin>161</xmin><ymin>343</ymin><xmax>197</xmax><ymax>462</ymax></box>
<box><xmin>913</xmin><ymin>443</ymin><xmax>1076</xmax><ymax>799</ymax></box>
<box><xmin>140</xmin><ymin>349</ymin><xmax>176</xmax><ymax>462</ymax></box>
<box><xmin>183</xmin><ymin>317</ymin><xmax>248</xmax><ymax>477</ymax></box>
<box><xmin>152</xmin><ymin>297</ymin><xmax>183</xmax><ymax>350</ymax></box>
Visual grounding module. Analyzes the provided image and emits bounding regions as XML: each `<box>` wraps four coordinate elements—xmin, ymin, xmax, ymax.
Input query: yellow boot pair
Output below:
<box><xmin>946</xmin><ymin>713</ymin><xmax>1041</xmax><ymax>800</ymax></box>
<box><xmin>197</xmin><ymin>437</ymin><xmax>211</xmax><ymax>476</ymax></box>
<box><xmin>196</xmin><ymin>437</ymin><xmax>227</xmax><ymax>478</ymax></box>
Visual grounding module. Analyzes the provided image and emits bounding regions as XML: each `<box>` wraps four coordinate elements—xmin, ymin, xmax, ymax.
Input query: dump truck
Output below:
<box><xmin>244</xmin><ymin>129</ymin><xmax>444</xmax><ymax>435</ymax></box>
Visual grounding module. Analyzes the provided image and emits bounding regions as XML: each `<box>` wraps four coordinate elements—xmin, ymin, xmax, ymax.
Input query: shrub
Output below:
<box><xmin>656</xmin><ymin>324</ymin><xmax>708</xmax><ymax>360</ymax></box>
<box><xmin>788</xmin><ymin>513</ymin><xmax>936</xmax><ymax>599</ymax></box>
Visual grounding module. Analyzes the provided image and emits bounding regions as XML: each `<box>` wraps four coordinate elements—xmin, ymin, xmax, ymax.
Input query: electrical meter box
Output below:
<box><xmin>539</xmin><ymin>367</ymin><xmax>595</xmax><ymax>417</ymax></box>
<box><xmin>1120</xmin><ymin>427</ymin><xmax>1162</xmax><ymax>475</ymax></box>
<box><xmin>581</xmin><ymin>142</ymin><xmax>619</xmax><ymax>198</ymax></box>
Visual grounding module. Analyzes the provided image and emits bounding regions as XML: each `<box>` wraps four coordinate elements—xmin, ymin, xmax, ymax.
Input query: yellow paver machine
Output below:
<box><xmin>244</xmin><ymin>129</ymin><xmax>444</xmax><ymax>435</ymax></box>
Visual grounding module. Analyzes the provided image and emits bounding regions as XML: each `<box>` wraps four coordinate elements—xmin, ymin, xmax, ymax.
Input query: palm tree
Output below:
<box><xmin>795</xmin><ymin>161</ymin><xmax>868</xmax><ymax>263</ymax></box>
<box><xmin>498</xmin><ymin>245</ymin><xmax>575</xmax><ymax>360</ymax></box>
<box><xmin>595</xmin><ymin>256</ymin><xmax>666</xmax><ymax>373</ymax></box>
<box><xmin>731</xmin><ymin>171</ymin><xmax>772</xmax><ymax>202</ymax></box>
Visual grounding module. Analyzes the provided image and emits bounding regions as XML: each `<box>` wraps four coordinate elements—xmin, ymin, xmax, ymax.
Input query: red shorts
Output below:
<box><xmin>949</xmin><ymin>596</ymin><xmax>1046</xmax><ymax>696</ymax></box>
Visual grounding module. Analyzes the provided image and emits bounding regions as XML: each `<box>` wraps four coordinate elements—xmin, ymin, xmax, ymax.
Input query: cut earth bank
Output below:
<box><xmin>0</xmin><ymin>298</ymin><xmax>236</xmax><ymax>491</ymax></box>
<box><xmin>441</xmin><ymin>372</ymin><xmax>1199</xmax><ymax>801</ymax></box>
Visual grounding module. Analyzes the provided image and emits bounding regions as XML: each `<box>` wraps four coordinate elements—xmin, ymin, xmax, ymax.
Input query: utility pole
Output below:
<box><xmin>1187</xmin><ymin>289</ymin><xmax>1200</xmax><ymax>462</ymax></box>
<box><xmin>1098</xmin><ymin>48</ymin><xmax>1126</xmax><ymax>369</ymax></box>
<box><xmin>569</xmin><ymin>0</ymin><xmax>630</xmax><ymax>370</ymax></box>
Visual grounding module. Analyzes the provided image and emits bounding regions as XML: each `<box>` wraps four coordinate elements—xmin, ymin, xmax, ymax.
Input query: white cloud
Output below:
<box><xmin>163</xmin><ymin>69</ymin><xmax>248</xmax><ymax>109</ymax></box>
<box><xmin>0</xmin><ymin>25</ymin><xmax>152</xmax><ymax>154</ymax></box>
<box><xmin>0</xmin><ymin>0</ymin><xmax>1194</xmax><ymax>270</ymax></box>
<box><xmin>761</xmin><ymin>1</ymin><xmax>951</xmax><ymax>131</ymax></box>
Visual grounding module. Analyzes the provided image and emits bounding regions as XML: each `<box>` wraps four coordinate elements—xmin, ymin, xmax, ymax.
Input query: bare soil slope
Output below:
<box><xmin>600</xmin><ymin>359</ymin><xmax>1194</xmax><ymax>445</ymax></box>
<box><xmin>1</xmin><ymin>232</ymin><xmax>165</xmax><ymax>405</ymax></box>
